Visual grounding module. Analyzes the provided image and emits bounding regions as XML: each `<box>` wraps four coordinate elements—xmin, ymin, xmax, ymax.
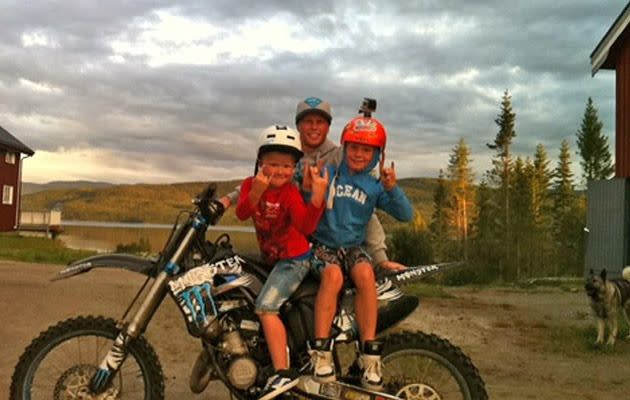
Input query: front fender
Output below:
<box><xmin>52</xmin><ymin>253</ymin><xmax>158</xmax><ymax>281</ymax></box>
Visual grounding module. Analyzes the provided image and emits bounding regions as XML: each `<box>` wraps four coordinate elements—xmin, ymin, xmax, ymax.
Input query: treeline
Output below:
<box><xmin>388</xmin><ymin>93</ymin><xmax>613</xmax><ymax>283</ymax></box>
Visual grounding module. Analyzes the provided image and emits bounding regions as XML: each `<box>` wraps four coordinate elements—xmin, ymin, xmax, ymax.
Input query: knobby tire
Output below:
<box><xmin>10</xmin><ymin>315</ymin><xmax>165</xmax><ymax>400</ymax></box>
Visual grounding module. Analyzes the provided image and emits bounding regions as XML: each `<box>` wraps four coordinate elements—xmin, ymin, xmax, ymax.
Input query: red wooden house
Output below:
<box><xmin>0</xmin><ymin>126</ymin><xmax>35</xmax><ymax>231</ymax></box>
<box><xmin>585</xmin><ymin>2</ymin><xmax>630</xmax><ymax>278</ymax></box>
<box><xmin>591</xmin><ymin>1</ymin><xmax>630</xmax><ymax>177</ymax></box>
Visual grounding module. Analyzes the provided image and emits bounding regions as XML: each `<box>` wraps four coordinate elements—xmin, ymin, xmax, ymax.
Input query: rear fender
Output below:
<box><xmin>52</xmin><ymin>253</ymin><xmax>158</xmax><ymax>281</ymax></box>
<box><xmin>376</xmin><ymin>294</ymin><xmax>419</xmax><ymax>334</ymax></box>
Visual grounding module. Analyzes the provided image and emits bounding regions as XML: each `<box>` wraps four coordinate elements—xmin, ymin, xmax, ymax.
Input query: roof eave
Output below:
<box><xmin>591</xmin><ymin>3</ymin><xmax>630</xmax><ymax>76</ymax></box>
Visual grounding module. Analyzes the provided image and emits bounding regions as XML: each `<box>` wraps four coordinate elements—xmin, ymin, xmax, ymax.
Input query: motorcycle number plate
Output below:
<box><xmin>319</xmin><ymin>382</ymin><xmax>342</xmax><ymax>398</ymax></box>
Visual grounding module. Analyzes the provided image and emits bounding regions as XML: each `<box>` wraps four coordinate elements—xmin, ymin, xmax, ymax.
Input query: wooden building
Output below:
<box><xmin>591</xmin><ymin>2</ymin><xmax>630</xmax><ymax>177</ymax></box>
<box><xmin>586</xmin><ymin>3</ymin><xmax>630</xmax><ymax>278</ymax></box>
<box><xmin>0</xmin><ymin>126</ymin><xmax>35</xmax><ymax>231</ymax></box>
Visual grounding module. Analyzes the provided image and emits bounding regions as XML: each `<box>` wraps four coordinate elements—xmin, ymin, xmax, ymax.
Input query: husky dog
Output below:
<box><xmin>584</xmin><ymin>268</ymin><xmax>630</xmax><ymax>345</ymax></box>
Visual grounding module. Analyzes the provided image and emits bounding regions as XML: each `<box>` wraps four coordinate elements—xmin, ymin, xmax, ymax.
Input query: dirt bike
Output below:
<box><xmin>10</xmin><ymin>183</ymin><xmax>488</xmax><ymax>400</ymax></box>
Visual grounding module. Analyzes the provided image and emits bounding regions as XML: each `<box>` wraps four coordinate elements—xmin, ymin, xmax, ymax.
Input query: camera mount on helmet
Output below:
<box><xmin>358</xmin><ymin>98</ymin><xmax>377</xmax><ymax>118</ymax></box>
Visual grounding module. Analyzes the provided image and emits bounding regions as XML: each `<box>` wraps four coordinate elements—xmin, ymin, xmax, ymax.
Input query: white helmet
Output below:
<box><xmin>256</xmin><ymin>125</ymin><xmax>303</xmax><ymax>163</ymax></box>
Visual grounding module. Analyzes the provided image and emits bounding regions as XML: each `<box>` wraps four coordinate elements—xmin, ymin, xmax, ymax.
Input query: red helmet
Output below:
<box><xmin>340</xmin><ymin>116</ymin><xmax>387</xmax><ymax>150</ymax></box>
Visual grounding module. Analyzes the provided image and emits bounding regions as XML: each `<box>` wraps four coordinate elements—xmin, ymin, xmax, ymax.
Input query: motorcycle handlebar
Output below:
<box><xmin>193</xmin><ymin>183</ymin><xmax>226</xmax><ymax>225</ymax></box>
<box><xmin>194</xmin><ymin>183</ymin><xmax>217</xmax><ymax>206</ymax></box>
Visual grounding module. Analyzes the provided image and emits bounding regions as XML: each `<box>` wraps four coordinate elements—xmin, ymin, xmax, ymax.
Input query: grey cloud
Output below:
<box><xmin>0</xmin><ymin>0</ymin><xmax>625</xmax><ymax>183</ymax></box>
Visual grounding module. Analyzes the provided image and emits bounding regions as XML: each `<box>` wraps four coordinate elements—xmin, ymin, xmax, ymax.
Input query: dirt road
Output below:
<box><xmin>1</xmin><ymin>260</ymin><xmax>628</xmax><ymax>399</ymax></box>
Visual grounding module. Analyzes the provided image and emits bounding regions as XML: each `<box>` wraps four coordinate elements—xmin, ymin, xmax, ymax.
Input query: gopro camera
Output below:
<box><xmin>359</xmin><ymin>97</ymin><xmax>377</xmax><ymax>117</ymax></box>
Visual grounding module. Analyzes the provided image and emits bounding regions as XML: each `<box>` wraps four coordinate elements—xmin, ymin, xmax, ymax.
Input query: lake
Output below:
<box><xmin>58</xmin><ymin>221</ymin><xmax>259</xmax><ymax>255</ymax></box>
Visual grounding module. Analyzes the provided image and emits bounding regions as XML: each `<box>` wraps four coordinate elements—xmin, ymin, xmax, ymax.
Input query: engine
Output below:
<box><xmin>201</xmin><ymin>306</ymin><xmax>264</xmax><ymax>391</ymax></box>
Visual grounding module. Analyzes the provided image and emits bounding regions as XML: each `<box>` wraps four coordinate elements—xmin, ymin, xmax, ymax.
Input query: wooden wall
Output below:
<box><xmin>0</xmin><ymin>150</ymin><xmax>19</xmax><ymax>231</ymax></box>
<box><xmin>616</xmin><ymin>32</ymin><xmax>630</xmax><ymax>177</ymax></box>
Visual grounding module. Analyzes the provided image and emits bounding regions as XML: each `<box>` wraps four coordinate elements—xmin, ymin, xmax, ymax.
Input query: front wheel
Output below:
<box><xmin>382</xmin><ymin>331</ymin><xmax>488</xmax><ymax>400</ymax></box>
<box><xmin>10</xmin><ymin>316</ymin><xmax>165</xmax><ymax>400</ymax></box>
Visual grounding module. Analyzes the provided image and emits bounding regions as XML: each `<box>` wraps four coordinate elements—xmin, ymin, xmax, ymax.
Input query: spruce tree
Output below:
<box><xmin>532</xmin><ymin>144</ymin><xmax>552</xmax><ymax>224</ymax></box>
<box><xmin>531</xmin><ymin>143</ymin><xmax>554</xmax><ymax>276</ymax></box>
<box><xmin>447</xmin><ymin>138</ymin><xmax>475</xmax><ymax>260</ymax></box>
<box><xmin>510</xmin><ymin>156</ymin><xmax>534</xmax><ymax>280</ymax></box>
<box><xmin>486</xmin><ymin>90</ymin><xmax>517</xmax><ymax>280</ymax></box>
<box><xmin>576</xmin><ymin>97</ymin><xmax>614</xmax><ymax>182</ymax></box>
<box><xmin>470</xmin><ymin>181</ymin><xmax>501</xmax><ymax>281</ymax></box>
<box><xmin>430</xmin><ymin>169</ymin><xmax>451</xmax><ymax>262</ymax></box>
<box><xmin>552</xmin><ymin>140</ymin><xmax>582</xmax><ymax>276</ymax></box>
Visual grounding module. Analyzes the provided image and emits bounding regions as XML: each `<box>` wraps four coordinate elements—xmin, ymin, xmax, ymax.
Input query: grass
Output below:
<box><xmin>545</xmin><ymin>322</ymin><xmax>630</xmax><ymax>356</ymax></box>
<box><xmin>516</xmin><ymin>276</ymin><xmax>584</xmax><ymax>292</ymax></box>
<box><xmin>0</xmin><ymin>233</ymin><xmax>97</xmax><ymax>264</ymax></box>
<box><xmin>403</xmin><ymin>283</ymin><xmax>453</xmax><ymax>298</ymax></box>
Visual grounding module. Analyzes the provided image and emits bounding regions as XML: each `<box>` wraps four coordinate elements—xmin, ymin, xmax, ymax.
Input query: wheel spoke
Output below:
<box><xmin>11</xmin><ymin>317</ymin><xmax>163</xmax><ymax>400</ymax></box>
<box><xmin>381</xmin><ymin>332</ymin><xmax>487</xmax><ymax>400</ymax></box>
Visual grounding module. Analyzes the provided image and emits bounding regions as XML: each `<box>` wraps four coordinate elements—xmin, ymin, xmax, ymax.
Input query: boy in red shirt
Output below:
<box><xmin>236</xmin><ymin>125</ymin><xmax>329</xmax><ymax>400</ymax></box>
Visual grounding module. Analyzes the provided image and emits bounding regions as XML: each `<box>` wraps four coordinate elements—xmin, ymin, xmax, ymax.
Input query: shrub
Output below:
<box><xmin>115</xmin><ymin>237</ymin><xmax>152</xmax><ymax>254</ymax></box>
<box><xmin>387</xmin><ymin>226</ymin><xmax>433</xmax><ymax>266</ymax></box>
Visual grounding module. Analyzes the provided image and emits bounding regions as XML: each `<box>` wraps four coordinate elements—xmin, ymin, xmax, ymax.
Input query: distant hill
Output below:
<box><xmin>22</xmin><ymin>181</ymin><xmax>114</xmax><ymax>195</ymax></box>
<box><xmin>21</xmin><ymin>178</ymin><xmax>438</xmax><ymax>228</ymax></box>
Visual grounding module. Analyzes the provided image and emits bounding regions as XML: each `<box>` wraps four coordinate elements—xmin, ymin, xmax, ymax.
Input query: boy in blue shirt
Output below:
<box><xmin>306</xmin><ymin>113</ymin><xmax>413</xmax><ymax>390</ymax></box>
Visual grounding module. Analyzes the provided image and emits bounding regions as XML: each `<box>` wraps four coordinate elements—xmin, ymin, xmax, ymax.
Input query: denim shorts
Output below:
<box><xmin>255</xmin><ymin>255</ymin><xmax>311</xmax><ymax>313</ymax></box>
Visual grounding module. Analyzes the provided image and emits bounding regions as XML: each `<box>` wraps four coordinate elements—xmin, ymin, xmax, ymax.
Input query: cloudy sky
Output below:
<box><xmin>1</xmin><ymin>1</ymin><xmax>627</xmax><ymax>185</ymax></box>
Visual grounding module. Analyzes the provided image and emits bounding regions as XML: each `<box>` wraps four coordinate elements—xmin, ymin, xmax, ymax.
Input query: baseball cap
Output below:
<box><xmin>295</xmin><ymin>97</ymin><xmax>332</xmax><ymax>125</ymax></box>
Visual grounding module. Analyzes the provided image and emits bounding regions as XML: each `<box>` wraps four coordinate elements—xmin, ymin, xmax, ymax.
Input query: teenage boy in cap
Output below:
<box><xmin>293</xmin><ymin>97</ymin><xmax>404</xmax><ymax>271</ymax></box>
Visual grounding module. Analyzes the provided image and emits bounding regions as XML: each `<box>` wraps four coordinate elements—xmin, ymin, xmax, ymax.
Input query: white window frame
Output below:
<box><xmin>5</xmin><ymin>151</ymin><xmax>16</xmax><ymax>164</ymax></box>
<box><xmin>2</xmin><ymin>185</ymin><xmax>14</xmax><ymax>205</ymax></box>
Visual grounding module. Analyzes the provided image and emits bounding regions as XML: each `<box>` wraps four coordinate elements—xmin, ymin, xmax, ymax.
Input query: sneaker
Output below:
<box><xmin>308</xmin><ymin>339</ymin><xmax>336</xmax><ymax>383</ymax></box>
<box><xmin>358</xmin><ymin>340</ymin><xmax>384</xmax><ymax>391</ymax></box>
<box><xmin>258</xmin><ymin>369</ymin><xmax>299</xmax><ymax>400</ymax></box>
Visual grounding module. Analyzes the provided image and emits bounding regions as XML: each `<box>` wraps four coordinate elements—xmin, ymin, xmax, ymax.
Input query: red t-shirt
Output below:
<box><xmin>235</xmin><ymin>177</ymin><xmax>324</xmax><ymax>265</ymax></box>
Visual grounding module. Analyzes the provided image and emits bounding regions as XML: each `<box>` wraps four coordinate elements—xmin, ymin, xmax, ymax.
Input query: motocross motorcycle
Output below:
<box><xmin>10</xmin><ymin>183</ymin><xmax>488</xmax><ymax>400</ymax></box>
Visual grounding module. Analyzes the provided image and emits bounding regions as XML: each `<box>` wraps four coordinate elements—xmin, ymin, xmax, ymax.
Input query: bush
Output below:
<box><xmin>387</xmin><ymin>226</ymin><xmax>433</xmax><ymax>266</ymax></box>
<box><xmin>115</xmin><ymin>237</ymin><xmax>152</xmax><ymax>254</ymax></box>
<box><xmin>0</xmin><ymin>233</ymin><xmax>96</xmax><ymax>264</ymax></box>
<box><xmin>439</xmin><ymin>262</ymin><xmax>495</xmax><ymax>286</ymax></box>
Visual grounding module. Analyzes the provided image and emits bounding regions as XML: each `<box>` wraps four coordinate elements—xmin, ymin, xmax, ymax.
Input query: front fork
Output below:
<box><xmin>90</xmin><ymin>219</ymin><xmax>205</xmax><ymax>393</ymax></box>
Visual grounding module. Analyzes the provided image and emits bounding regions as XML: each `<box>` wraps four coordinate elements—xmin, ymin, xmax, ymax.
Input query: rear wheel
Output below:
<box><xmin>382</xmin><ymin>331</ymin><xmax>487</xmax><ymax>400</ymax></box>
<box><xmin>10</xmin><ymin>316</ymin><xmax>164</xmax><ymax>400</ymax></box>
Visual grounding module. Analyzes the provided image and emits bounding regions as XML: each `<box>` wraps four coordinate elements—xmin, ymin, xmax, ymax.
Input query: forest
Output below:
<box><xmin>387</xmin><ymin>92</ymin><xmax>613</xmax><ymax>284</ymax></box>
<box><xmin>22</xmin><ymin>92</ymin><xmax>612</xmax><ymax>284</ymax></box>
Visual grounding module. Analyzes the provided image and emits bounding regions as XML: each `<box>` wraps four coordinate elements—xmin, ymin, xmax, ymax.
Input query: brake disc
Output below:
<box><xmin>54</xmin><ymin>364</ymin><xmax>119</xmax><ymax>400</ymax></box>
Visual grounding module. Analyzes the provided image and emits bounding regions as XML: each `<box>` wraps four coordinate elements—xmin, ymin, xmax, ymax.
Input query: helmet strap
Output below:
<box><xmin>378</xmin><ymin>150</ymin><xmax>385</xmax><ymax>179</ymax></box>
<box><xmin>326</xmin><ymin>171</ymin><xmax>338</xmax><ymax>210</ymax></box>
<box><xmin>254</xmin><ymin>157</ymin><xmax>262</xmax><ymax>175</ymax></box>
